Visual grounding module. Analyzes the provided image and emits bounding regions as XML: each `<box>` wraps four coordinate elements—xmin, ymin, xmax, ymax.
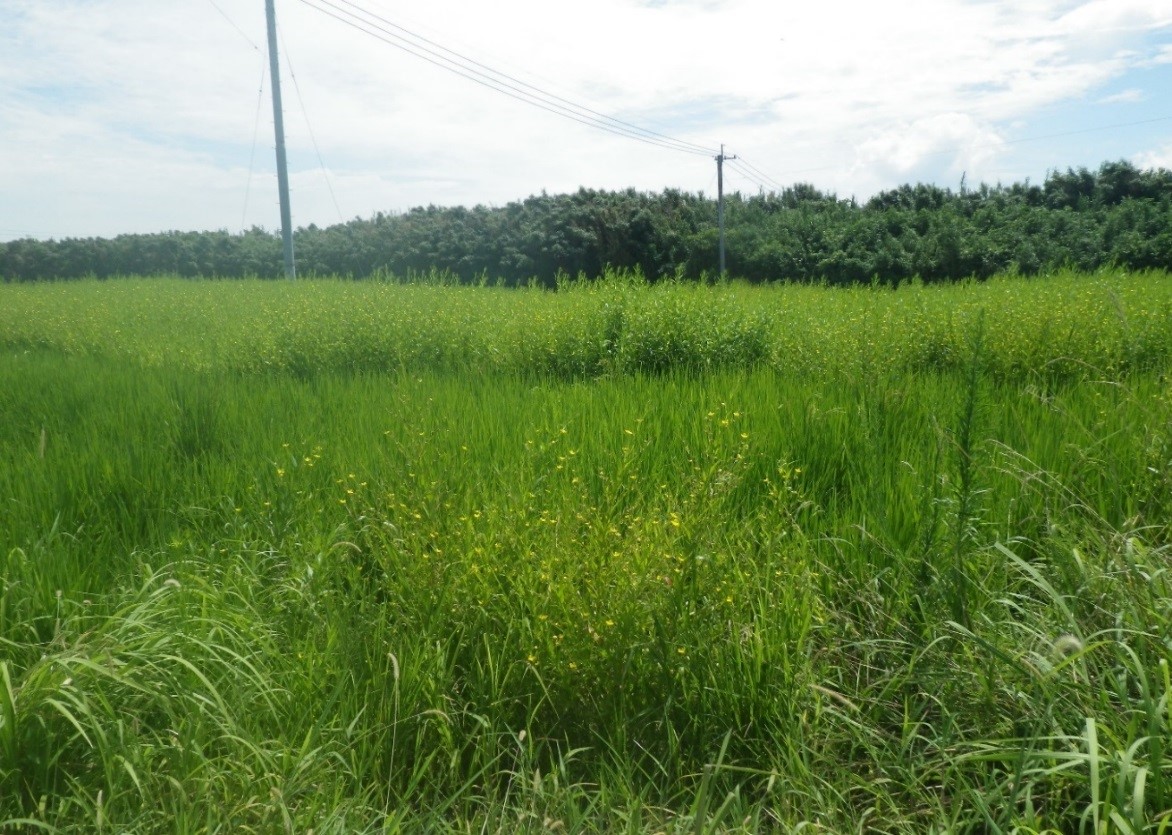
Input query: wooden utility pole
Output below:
<box><xmin>265</xmin><ymin>0</ymin><xmax>295</xmax><ymax>279</ymax></box>
<box><xmin>715</xmin><ymin>144</ymin><xmax>736</xmax><ymax>277</ymax></box>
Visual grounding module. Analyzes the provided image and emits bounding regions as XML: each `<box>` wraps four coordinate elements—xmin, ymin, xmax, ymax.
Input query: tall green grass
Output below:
<box><xmin>1</xmin><ymin>272</ymin><xmax>1171</xmax><ymax>831</ymax></box>
<box><xmin>2</xmin><ymin>269</ymin><xmax>1170</xmax><ymax>379</ymax></box>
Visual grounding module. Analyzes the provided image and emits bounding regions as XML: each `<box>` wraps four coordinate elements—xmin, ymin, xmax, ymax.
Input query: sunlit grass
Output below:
<box><xmin>1</xmin><ymin>272</ymin><xmax>1171</xmax><ymax>831</ymax></box>
<box><xmin>1</xmin><ymin>269</ymin><xmax>1170</xmax><ymax>379</ymax></box>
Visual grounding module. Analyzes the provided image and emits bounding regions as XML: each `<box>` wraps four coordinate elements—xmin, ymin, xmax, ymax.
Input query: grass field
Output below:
<box><xmin>1</xmin><ymin>271</ymin><xmax>1171</xmax><ymax>832</ymax></box>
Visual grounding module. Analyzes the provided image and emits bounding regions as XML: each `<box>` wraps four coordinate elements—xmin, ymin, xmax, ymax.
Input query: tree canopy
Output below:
<box><xmin>3</xmin><ymin>160</ymin><xmax>1170</xmax><ymax>284</ymax></box>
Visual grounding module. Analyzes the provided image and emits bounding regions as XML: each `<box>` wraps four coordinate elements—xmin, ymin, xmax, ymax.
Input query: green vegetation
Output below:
<box><xmin>2</xmin><ymin>160</ymin><xmax>1171</xmax><ymax>284</ymax></box>
<box><xmin>2</xmin><ymin>269</ymin><xmax>1171</xmax><ymax>379</ymax></box>
<box><xmin>1</xmin><ymin>272</ymin><xmax>1171</xmax><ymax>832</ymax></box>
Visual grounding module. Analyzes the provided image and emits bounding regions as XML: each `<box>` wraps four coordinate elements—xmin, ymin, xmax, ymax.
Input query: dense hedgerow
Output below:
<box><xmin>3</xmin><ymin>161</ymin><xmax>1171</xmax><ymax>284</ymax></box>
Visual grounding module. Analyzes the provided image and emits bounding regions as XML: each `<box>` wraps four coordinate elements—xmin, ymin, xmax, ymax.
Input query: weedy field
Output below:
<box><xmin>1</xmin><ymin>271</ymin><xmax>1171</xmax><ymax>833</ymax></box>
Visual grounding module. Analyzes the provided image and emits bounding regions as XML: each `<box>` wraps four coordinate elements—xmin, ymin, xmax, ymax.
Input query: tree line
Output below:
<box><xmin>3</xmin><ymin>160</ymin><xmax>1170</xmax><ymax>284</ymax></box>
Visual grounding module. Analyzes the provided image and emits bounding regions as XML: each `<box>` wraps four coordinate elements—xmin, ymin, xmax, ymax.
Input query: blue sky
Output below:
<box><xmin>1</xmin><ymin>0</ymin><xmax>1171</xmax><ymax>242</ymax></box>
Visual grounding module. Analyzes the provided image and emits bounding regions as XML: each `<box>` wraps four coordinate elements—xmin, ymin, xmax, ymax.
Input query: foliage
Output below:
<box><xmin>1</xmin><ymin>269</ymin><xmax>1171</xmax><ymax>382</ymax></box>
<box><xmin>2</xmin><ymin>161</ymin><xmax>1172</xmax><ymax>284</ymax></box>
<box><xmin>1</xmin><ymin>274</ymin><xmax>1171</xmax><ymax>831</ymax></box>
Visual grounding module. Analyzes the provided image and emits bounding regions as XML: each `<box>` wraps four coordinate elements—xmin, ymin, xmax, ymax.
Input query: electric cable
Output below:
<box><xmin>726</xmin><ymin>160</ymin><xmax>778</xmax><ymax>194</ymax></box>
<box><xmin>300</xmin><ymin>0</ymin><xmax>712</xmax><ymax>156</ymax></box>
<box><xmin>728</xmin><ymin>155</ymin><xmax>788</xmax><ymax>192</ymax></box>
<box><xmin>279</xmin><ymin>24</ymin><xmax>346</xmax><ymax>224</ymax></box>
<box><xmin>330</xmin><ymin>0</ymin><xmax>714</xmax><ymax>155</ymax></box>
<box><xmin>296</xmin><ymin>0</ymin><xmax>716</xmax><ymax>157</ymax></box>
<box><xmin>206</xmin><ymin>0</ymin><xmax>261</xmax><ymax>51</ymax></box>
<box><xmin>255</xmin><ymin>1</ymin><xmax>1172</xmax><ymax>211</ymax></box>
<box><xmin>723</xmin><ymin>165</ymin><xmax>768</xmax><ymax>194</ymax></box>
<box><xmin>997</xmin><ymin>114</ymin><xmax>1172</xmax><ymax>146</ymax></box>
<box><xmin>242</xmin><ymin>59</ymin><xmax>268</xmax><ymax>230</ymax></box>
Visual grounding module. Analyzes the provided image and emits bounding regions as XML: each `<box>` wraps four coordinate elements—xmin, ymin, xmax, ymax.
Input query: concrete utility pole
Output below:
<box><xmin>715</xmin><ymin>144</ymin><xmax>736</xmax><ymax>277</ymax></box>
<box><xmin>265</xmin><ymin>0</ymin><xmax>295</xmax><ymax>279</ymax></box>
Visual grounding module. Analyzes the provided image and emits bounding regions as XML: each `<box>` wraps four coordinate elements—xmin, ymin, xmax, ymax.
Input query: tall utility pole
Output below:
<box><xmin>715</xmin><ymin>144</ymin><xmax>736</xmax><ymax>277</ymax></box>
<box><xmin>265</xmin><ymin>0</ymin><xmax>295</xmax><ymax>279</ymax></box>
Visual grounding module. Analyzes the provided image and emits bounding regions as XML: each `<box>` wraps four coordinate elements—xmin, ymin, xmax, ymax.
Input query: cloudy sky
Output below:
<box><xmin>2</xmin><ymin>0</ymin><xmax>1171</xmax><ymax>242</ymax></box>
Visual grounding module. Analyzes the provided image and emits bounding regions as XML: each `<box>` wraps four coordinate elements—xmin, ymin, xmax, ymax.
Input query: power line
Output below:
<box><xmin>725</xmin><ymin>160</ymin><xmax>778</xmax><ymax>194</ymax></box>
<box><xmin>272</xmin><ymin>0</ymin><xmax>1172</xmax><ymax>212</ymax></box>
<box><xmin>241</xmin><ymin>59</ymin><xmax>268</xmax><ymax>230</ymax></box>
<box><xmin>299</xmin><ymin>0</ymin><xmax>713</xmax><ymax>156</ymax></box>
<box><xmin>998</xmin><ymin>114</ymin><xmax>1172</xmax><ymax>147</ymax></box>
<box><xmin>295</xmin><ymin>0</ymin><xmax>716</xmax><ymax>157</ymax></box>
<box><xmin>724</xmin><ymin>161</ymin><xmax>771</xmax><ymax>194</ymax></box>
<box><xmin>330</xmin><ymin>0</ymin><xmax>715</xmax><ymax>155</ymax></box>
<box><xmin>278</xmin><ymin>24</ymin><xmax>346</xmax><ymax>224</ymax></box>
<box><xmin>205</xmin><ymin>0</ymin><xmax>261</xmax><ymax>51</ymax></box>
<box><xmin>355</xmin><ymin>0</ymin><xmax>631</xmax><ymax>137</ymax></box>
<box><xmin>728</xmin><ymin>155</ymin><xmax>787</xmax><ymax>192</ymax></box>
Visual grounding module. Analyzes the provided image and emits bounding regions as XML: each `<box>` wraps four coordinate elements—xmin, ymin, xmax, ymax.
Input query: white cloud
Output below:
<box><xmin>1054</xmin><ymin>0</ymin><xmax>1172</xmax><ymax>35</ymax></box>
<box><xmin>852</xmin><ymin>114</ymin><xmax>1005</xmax><ymax>187</ymax></box>
<box><xmin>1134</xmin><ymin>142</ymin><xmax>1172</xmax><ymax>170</ymax></box>
<box><xmin>1097</xmin><ymin>88</ymin><xmax>1145</xmax><ymax>103</ymax></box>
<box><xmin>2</xmin><ymin>0</ymin><xmax>1172</xmax><ymax>240</ymax></box>
<box><xmin>1148</xmin><ymin>44</ymin><xmax>1172</xmax><ymax>64</ymax></box>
